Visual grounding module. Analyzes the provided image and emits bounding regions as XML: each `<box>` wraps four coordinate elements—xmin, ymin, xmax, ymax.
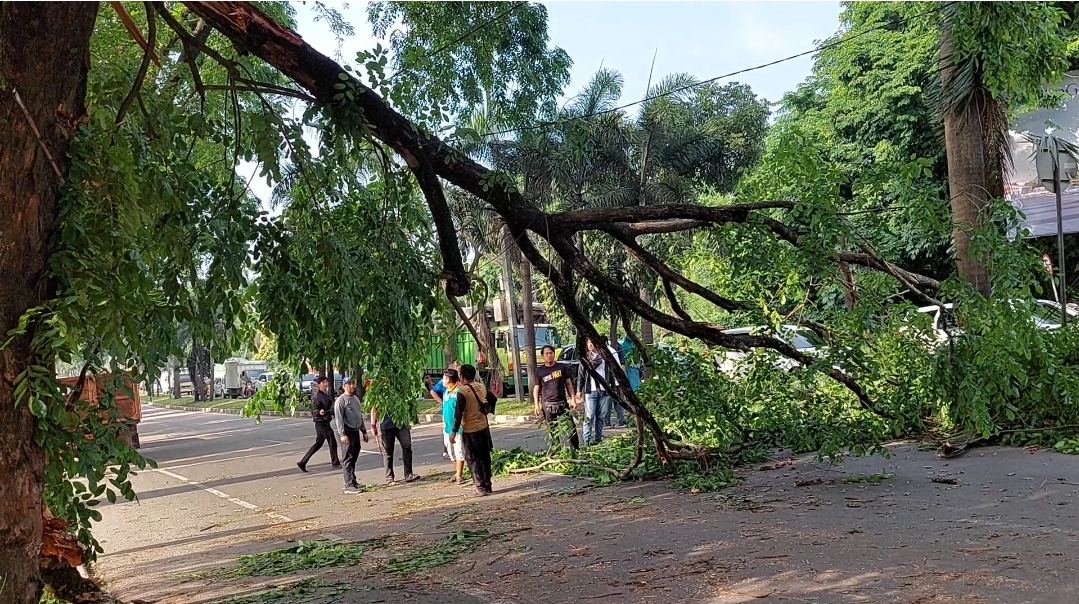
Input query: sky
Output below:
<box><xmin>245</xmin><ymin>1</ymin><xmax>844</xmax><ymax>202</ymax></box>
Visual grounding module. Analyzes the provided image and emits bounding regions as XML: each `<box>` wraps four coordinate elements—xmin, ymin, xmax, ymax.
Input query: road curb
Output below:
<box><xmin>146</xmin><ymin>402</ymin><xmax>539</xmax><ymax>424</ymax></box>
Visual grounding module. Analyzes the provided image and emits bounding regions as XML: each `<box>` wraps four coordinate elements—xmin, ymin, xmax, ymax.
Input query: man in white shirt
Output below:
<box><xmin>574</xmin><ymin>338</ymin><xmax>623</xmax><ymax>445</ymax></box>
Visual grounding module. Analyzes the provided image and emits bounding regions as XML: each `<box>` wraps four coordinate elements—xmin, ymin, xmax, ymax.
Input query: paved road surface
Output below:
<box><xmin>92</xmin><ymin>403</ymin><xmax>552</xmax><ymax>603</ymax></box>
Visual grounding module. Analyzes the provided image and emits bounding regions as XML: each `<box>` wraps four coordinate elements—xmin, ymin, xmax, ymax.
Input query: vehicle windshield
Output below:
<box><xmin>300</xmin><ymin>373</ymin><xmax>316</xmax><ymax>382</ymax></box>
<box><xmin>786</xmin><ymin>329</ymin><xmax>826</xmax><ymax>350</ymax></box>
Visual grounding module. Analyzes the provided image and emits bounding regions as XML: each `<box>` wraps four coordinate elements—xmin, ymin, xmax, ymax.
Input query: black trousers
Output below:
<box><xmin>379</xmin><ymin>426</ymin><xmax>414</xmax><ymax>480</ymax></box>
<box><xmin>542</xmin><ymin>402</ymin><xmax>580</xmax><ymax>451</ymax></box>
<box><xmin>300</xmin><ymin>421</ymin><xmax>339</xmax><ymax>465</ymax></box>
<box><xmin>341</xmin><ymin>429</ymin><xmax>362</xmax><ymax>488</ymax></box>
<box><xmin>462</xmin><ymin>428</ymin><xmax>494</xmax><ymax>492</ymax></box>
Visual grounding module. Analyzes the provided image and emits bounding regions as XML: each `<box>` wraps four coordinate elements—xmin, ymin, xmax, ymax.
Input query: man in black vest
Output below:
<box><xmin>297</xmin><ymin>376</ymin><xmax>339</xmax><ymax>472</ymax></box>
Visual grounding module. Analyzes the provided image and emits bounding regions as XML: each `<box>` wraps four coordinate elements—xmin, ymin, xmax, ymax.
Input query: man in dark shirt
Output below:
<box><xmin>297</xmin><ymin>376</ymin><xmax>339</xmax><ymax>472</ymax></box>
<box><xmin>370</xmin><ymin>403</ymin><xmax>419</xmax><ymax>485</ymax></box>
<box><xmin>533</xmin><ymin>345</ymin><xmax>579</xmax><ymax>451</ymax></box>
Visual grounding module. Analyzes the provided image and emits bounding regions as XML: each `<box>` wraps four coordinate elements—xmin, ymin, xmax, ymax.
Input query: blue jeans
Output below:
<box><xmin>583</xmin><ymin>392</ymin><xmax>610</xmax><ymax>445</ymax></box>
<box><xmin>605</xmin><ymin>393</ymin><xmax>625</xmax><ymax>426</ymax></box>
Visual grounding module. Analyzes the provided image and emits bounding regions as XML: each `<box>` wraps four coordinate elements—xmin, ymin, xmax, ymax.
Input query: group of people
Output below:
<box><xmin>295</xmin><ymin>365</ymin><xmax>495</xmax><ymax>497</ymax></box>
<box><xmin>293</xmin><ymin>337</ymin><xmax>625</xmax><ymax>493</ymax></box>
<box><xmin>296</xmin><ymin>375</ymin><xmax>419</xmax><ymax>493</ymax></box>
<box><xmin>533</xmin><ymin>338</ymin><xmax>627</xmax><ymax>451</ymax></box>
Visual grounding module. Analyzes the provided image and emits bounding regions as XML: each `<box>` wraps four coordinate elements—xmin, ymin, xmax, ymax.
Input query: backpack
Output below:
<box><xmin>468</xmin><ymin>383</ymin><xmax>498</xmax><ymax>415</ymax></box>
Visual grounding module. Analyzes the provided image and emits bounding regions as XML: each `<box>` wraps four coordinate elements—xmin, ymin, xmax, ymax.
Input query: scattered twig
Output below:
<box><xmin>582</xmin><ymin>593</ymin><xmax>624</xmax><ymax>600</ymax></box>
<box><xmin>931</xmin><ymin>477</ymin><xmax>960</xmax><ymax>485</ymax></box>
<box><xmin>794</xmin><ymin>478</ymin><xmax>824</xmax><ymax>487</ymax></box>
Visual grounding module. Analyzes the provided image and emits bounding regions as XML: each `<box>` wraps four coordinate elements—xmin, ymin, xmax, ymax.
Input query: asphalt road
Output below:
<box><xmin>91</xmin><ymin>404</ymin><xmax>552</xmax><ymax>603</ymax></box>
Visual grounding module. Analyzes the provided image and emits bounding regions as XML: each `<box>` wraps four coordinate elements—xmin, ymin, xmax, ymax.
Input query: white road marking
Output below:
<box><xmin>155</xmin><ymin>468</ymin><xmax>293</xmax><ymax>522</ymax></box>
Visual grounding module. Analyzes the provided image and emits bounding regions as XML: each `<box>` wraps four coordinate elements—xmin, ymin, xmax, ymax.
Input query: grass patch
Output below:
<box><xmin>842</xmin><ymin>471</ymin><xmax>894</xmax><ymax>484</ymax></box>
<box><xmin>382</xmin><ymin>529</ymin><xmax>489</xmax><ymax>575</ymax></box>
<box><xmin>232</xmin><ymin>538</ymin><xmax>386</xmax><ymax>576</ymax></box>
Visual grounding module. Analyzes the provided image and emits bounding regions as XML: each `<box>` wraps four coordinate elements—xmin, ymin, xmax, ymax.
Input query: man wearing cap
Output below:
<box><xmin>297</xmin><ymin>376</ymin><xmax>339</xmax><ymax>472</ymax></box>
<box><xmin>334</xmin><ymin>378</ymin><xmax>369</xmax><ymax>492</ymax></box>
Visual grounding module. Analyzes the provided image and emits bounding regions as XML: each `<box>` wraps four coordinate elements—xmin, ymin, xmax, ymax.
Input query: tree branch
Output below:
<box><xmin>662</xmin><ymin>278</ymin><xmax>693</xmax><ymax>321</ymax></box>
<box><xmin>115</xmin><ymin>2</ymin><xmax>157</xmax><ymax>126</ymax></box>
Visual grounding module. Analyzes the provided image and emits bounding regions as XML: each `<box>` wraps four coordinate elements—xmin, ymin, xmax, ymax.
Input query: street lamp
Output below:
<box><xmin>1034</xmin><ymin>135</ymin><xmax>1079</xmax><ymax>326</ymax></box>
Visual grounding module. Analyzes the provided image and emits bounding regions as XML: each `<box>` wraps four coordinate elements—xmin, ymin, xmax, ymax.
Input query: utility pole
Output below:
<box><xmin>500</xmin><ymin>226</ymin><xmax>524</xmax><ymax>403</ymax></box>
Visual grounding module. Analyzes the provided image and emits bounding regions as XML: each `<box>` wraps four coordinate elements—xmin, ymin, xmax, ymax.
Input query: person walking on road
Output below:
<box><xmin>576</xmin><ymin>338</ymin><xmax>622</xmax><ymax>445</ymax></box>
<box><xmin>370</xmin><ymin>403</ymin><xmax>420</xmax><ymax>485</ymax></box>
<box><xmin>297</xmin><ymin>376</ymin><xmax>339</xmax><ymax>472</ymax></box>
<box><xmin>440</xmin><ymin>369</ymin><xmax>467</xmax><ymax>483</ymax></box>
<box><xmin>533</xmin><ymin>345</ymin><xmax>579</xmax><ymax>451</ymax></box>
<box><xmin>334</xmin><ymin>378</ymin><xmax>369</xmax><ymax>492</ymax></box>
<box><xmin>452</xmin><ymin>364</ymin><xmax>494</xmax><ymax>496</ymax></box>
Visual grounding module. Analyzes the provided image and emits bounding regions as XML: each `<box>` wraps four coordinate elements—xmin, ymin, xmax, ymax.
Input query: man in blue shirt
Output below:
<box><xmin>440</xmin><ymin>369</ymin><xmax>466</xmax><ymax>483</ymax></box>
<box><xmin>426</xmin><ymin>360</ymin><xmax>460</xmax><ymax>458</ymax></box>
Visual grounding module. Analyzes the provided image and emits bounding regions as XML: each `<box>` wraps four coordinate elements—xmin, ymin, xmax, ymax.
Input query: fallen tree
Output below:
<box><xmin>181</xmin><ymin>1</ymin><xmax>939</xmax><ymax>456</ymax></box>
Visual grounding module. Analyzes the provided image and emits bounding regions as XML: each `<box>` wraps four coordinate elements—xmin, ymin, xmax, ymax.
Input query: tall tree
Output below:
<box><xmin>1</xmin><ymin>5</ymin><xmax>100</xmax><ymax>602</ymax></box>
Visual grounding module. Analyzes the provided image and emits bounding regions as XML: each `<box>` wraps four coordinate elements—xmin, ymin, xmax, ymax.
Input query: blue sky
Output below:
<box><xmin>247</xmin><ymin>2</ymin><xmax>843</xmax><ymax>201</ymax></box>
<box><xmin>294</xmin><ymin>1</ymin><xmax>843</xmax><ymax>106</ymax></box>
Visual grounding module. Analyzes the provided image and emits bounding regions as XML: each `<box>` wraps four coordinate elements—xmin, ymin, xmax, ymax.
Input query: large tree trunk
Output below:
<box><xmin>0</xmin><ymin>4</ymin><xmax>100</xmax><ymax>604</ymax></box>
<box><xmin>520</xmin><ymin>250</ymin><xmax>538</xmax><ymax>395</ymax></box>
<box><xmin>940</xmin><ymin>18</ymin><xmax>992</xmax><ymax>297</ymax></box>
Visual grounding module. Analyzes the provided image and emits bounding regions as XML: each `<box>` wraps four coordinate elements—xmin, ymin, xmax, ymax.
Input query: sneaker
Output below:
<box><xmin>404</xmin><ymin>474</ymin><xmax>420</xmax><ymax>483</ymax></box>
<box><xmin>331</xmin><ymin>462</ymin><xmax>342</xmax><ymax>469</ymax></box>
<box><xmin>296</xmin><ymin>462</ymin><xmax>308</xmax><ymax>473</ymax></box>
<box><xmin>386</xmin><ymin>477</ymin><xmax>396</xmax><ymax>485</ymax></box>
<box><xmin>344</xmin><ymin>484</ymin><xmax>363</xmax><ymax>493</ymax></box>
<box><xmin>442</xmin><ymin>452</ymin><xmax>449</xmax><ymax>459</ymax></box>
<box><xmin>474</xmin><ymin>486</ymin><xmax>489</xmax><ymax>497</ymax></box>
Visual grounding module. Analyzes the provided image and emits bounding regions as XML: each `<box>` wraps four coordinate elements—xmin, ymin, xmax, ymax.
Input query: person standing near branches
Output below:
<box><xmin>370</xmin><ymin>402</ymin><xmax>420</xmax><ymax>485</ymax></box>
<box><xmin>334</xmin><ymin>378</ymin><xmax>369</xmax><ymax>493</ymax></box>
<box><xmin>534</xmin><ymin>345</ymin><xmax>579</xmax><ymax>451</ymax></box>
<box><xmin>427</xmin><ymin>360</ymin><xmax>461</xmax><ymax>459</ymax></box>
<box><xmin>575</xmin><ymin>337</ymin><xmax>622</xmax><ymax>446</ymax></box>
<box><xmin>452</xmin><ymin>364</ymin><xmax>493</xmax><ymax>496</ymax></box>
<box><xmin>297</xmin><ymin>376</ymin><xmax>339</xmax><ymax>472</ymax></box>
<box><xmin>440</xmin><ymin>369</ymin><xmax>467</xmax><ymax>484</ymax></box>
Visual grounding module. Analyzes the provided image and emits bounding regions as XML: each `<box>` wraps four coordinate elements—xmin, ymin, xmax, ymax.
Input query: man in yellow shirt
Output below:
<box><xmin>452</xmin><ymin>364</ymin><xmax>494</xmax><ymax>496</ymax></box>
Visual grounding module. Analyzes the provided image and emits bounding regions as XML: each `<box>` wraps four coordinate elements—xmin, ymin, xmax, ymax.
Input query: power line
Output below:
<box><xmin>386</xmin><ymin>1</ymin><xmax>529</xmax><ymax>83</ymax></box>
<box><xmin>439</xmin><ymin>5</ymin><xmax>944</xmax><ymax>145</ymax></box>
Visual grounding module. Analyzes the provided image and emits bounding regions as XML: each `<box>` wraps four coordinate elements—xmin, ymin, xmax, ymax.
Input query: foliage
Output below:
<box><xmin>842</xmin><ymin>471</ymin><xmax>893</xmax><ymax>484</ymax></box>
<box><xmin>209</xmin><ymin>579</ymin><xmax>349</xmax><ymax>604</ymax></box>
<box><xmin>232</xmin><ymin>538</ymin><xmax>386</xmax><ymax>576</ymax></box>
<box><xmin>367</xmin><ymin>1</ymin><xmax>571</xmax><ymax>127</ymax></box>
<box><xmin>382</xmin><ymin>529</ymin><xmax>490</xmax><ymax>575</ymax></box>
<box><xmin>244</xmin><ymin>371</ymin><xmax>307</xmax><ymax>420</ymax></box>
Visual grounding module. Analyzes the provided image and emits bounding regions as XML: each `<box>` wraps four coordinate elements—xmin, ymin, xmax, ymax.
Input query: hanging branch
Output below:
<box><xmin>115</xmin><ymin>2</ymin><xmax>157</xmax><ymax>126</ymax></box>
<box><xmin>662</xmin><ymin>278</ymin><xmax>693</xmax><ymax>322</ymax></box>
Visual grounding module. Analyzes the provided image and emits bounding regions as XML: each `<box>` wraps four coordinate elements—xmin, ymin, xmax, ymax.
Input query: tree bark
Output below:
<box><xmin>0</xmin><ymin>4</ymin><xmax>100</xmax><ymax>604</ymax></box>
<box><xmin>639</xmin><ymin>287</ymin><xmax>655</xmax><ymax>345</ymax></box>
<box><xmin>940</xmin><ymin>16</ymin><xmax>992</xmax><ymax>297</ymax></box>
<box><xmin>520</xmin><ymin>248</ymin><xmax>538</xmax><ymax>394</ymax></box>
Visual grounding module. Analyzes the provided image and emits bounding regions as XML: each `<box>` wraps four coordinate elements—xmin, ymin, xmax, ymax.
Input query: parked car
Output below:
<box><xmin>253</xmin><ymin>371</ymin><xmax>274</xmax><ymax>392</ymax></box>
<box><xmin>715</xmin><ymin>325</ymin><xmax>827</xmax><ymax>374</ymax></box>
<box><xmin>213</xmin><ymin>377</ymin><xmax>225</xmax><ymax>398</ymax></box>
<box><xmin>297</xmin><ymin>373</ymin><xmax>317</xmax><ymax>394</ymax></box>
